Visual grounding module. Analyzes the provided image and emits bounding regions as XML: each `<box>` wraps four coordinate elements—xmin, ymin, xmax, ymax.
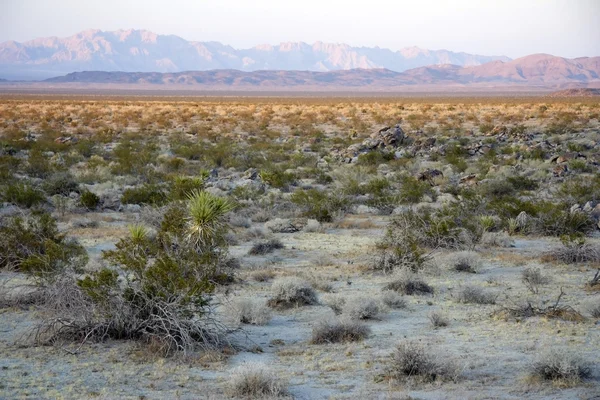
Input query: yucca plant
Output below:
<box><xmin>186</xmin><ymin>190</ymin><xmax>234</xmax><ymax>247</ymax></box>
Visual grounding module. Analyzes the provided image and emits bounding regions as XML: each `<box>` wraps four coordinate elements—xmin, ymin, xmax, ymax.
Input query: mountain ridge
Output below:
<box><xmin>0</xmin><ymin>29</ymin><xmax>511</xmax><ymax>80</ymax></box>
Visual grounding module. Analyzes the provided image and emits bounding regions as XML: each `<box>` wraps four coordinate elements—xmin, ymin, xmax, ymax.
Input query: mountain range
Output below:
<box><xmin>0</xmin><ymin>29</ymin><xmax>511</xmax><ymax>80</ymax></box>
<box><xmin>38</xmin><ymin>53</ymin><xmax>600</xmax><ymax>90</ymax></box>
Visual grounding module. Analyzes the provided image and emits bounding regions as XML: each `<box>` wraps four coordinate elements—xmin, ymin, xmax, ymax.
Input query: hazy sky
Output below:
<box><xmin>1</xmin><ymin>0</ymin><xmax>599</xmax><ymax>58</ymax></box>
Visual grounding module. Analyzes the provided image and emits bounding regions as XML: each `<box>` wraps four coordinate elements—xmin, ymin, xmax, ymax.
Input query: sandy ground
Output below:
<box><xmin>1</xmin><ymin>213</ymin><xmax>600</xmax><ymax>399</ymax></box>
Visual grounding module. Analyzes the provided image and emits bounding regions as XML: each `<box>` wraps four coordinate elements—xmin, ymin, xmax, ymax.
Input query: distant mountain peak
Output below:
<box><xmin>0</xmin><ymin>29</ymin><xmax>512</xmax><ymax>80</ymax></box>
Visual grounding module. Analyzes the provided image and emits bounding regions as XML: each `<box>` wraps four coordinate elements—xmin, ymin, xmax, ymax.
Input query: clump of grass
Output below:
<box><xmin>388</xmin><ymin>341</ymin><xmax>458</xmax><ymax>382</ymax></box>
<box><xmin>248</xmin><ymin>239</ymin><xmax>284</xmax><ymax>255</ymax></box>
<box><xmin>342</xmin><ymin>297</ymin><xmax>380</xmax><ymax>320</ymax></box>
<box><xmin>521</xmin><ymin>267</ymin><xmax>551</xmax><ymax>294</ymax></box>
<box><xmin>444</xmin><ymin>251</ymin><xmax>481</xmax><ymax>273</ymax></box>
<box><xmin>227</xmin><ymin>363</ymin><xmax>289</xmax><ymax>398</ymax></box>
<box><xmin>480</xmin><ymin>231</ymin><xmax>514</xmax><ymax>248</ymax></box>
<box><xmin>233</xmin><ymin>299</ymin><xmax>272</xmax><ymax>326</ymax></box>
<box><xmin>250</xmin><ymin>268</ymin><xmax>276</xmax><ymax>282</ymax></box>
<box><xmin>429</xmin><ymin>311</ymin><xmax>449</xmax><ymax>328</ymax></box>
<box><xmin>383</xmin><ymin>272</ymin><xmax>434</xmax><ymax>296</ymax></box>
<box><xmin>268</xmin><ymin>277</ymin><xmax>318</xmax><ymax>309</ymax></box>
<box><xmin>456</xmin><ymin>286</ymin><xmax>496</xmax><ymax>305</ymax></box>
<box><xmin>529</xmin><ymin>349</ymin><xmax>591</xmax><ymax>386</ymax></box>
<box><xmin>381</xmin><ymin>291</ymin><xmax>408</xmax><ymax>309</ymax></box>
<box><xmin>310</xmin><ymin>318</ymin><xmax>370</xmax><ymax>344</ymax></box>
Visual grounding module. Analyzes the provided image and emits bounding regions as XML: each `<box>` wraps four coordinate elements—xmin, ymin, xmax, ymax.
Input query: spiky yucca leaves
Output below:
<box><xmin>186</xmin><ymin>190</ymin><xmax>234</xmax><ymax>248</ymax></box>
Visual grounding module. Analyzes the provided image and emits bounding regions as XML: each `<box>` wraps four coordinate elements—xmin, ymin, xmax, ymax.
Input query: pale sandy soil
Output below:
<box><xmin>1</xmin><ymin>213</ymin><xmax>599</xmax><ymax>400</ymax></box>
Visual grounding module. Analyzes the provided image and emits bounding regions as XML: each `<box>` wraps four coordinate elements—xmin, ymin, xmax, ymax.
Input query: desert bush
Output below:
<box><xmin>259</xmin><ymin>168</ymin><xmax>296</xmax><ymax>189</ymax></box>
<box><xmin>456</xmin><ymin>286</ymin><xmax>496</xmax><ymax>304</ymax></box>
<box><xmin>227</xmin><ymin>363</ymin><xmax>289</xmax><ymax>398</ymax></box>
<box><xmin>121</xmin><ymin>184</ymin><xmax>168</xmax><ymax>206</ymax></box>
<box><xmin>444</xmin><ymin>251</ymin><xmax>481</xmax><ymax>273</ymax></box>
<box><xmin>250</xmin><ymin>268</ymin><xmax>276</xmax><ymax>282</ymax></box>
<box><xmin>310</xmin><ymin>318</ymin><xmax>370</xmax><ymax>344</ymax></box>
<box><xmin>268</xmin><ymin>277</ymin><xmax>318</xmax><ymax>309</ymax></box>
<box><xmin>0</xmin><ymin>211</ymin><xmax>88</xmax><ymax>281</ymax></box>
<box><xmin>381</xmin><ymin>291</ymin><xmax>408</xmax><ymax>309</ymax></box>
<box><xmin>248</xmin><ymin>239</ymin><xmax>284</xmax><ymax>255</ymax></box>
<box><xmin>290</xmin><ymin>188</ymin><xmax>348</xmax><ymax>222</ymax></box>
<box><xmin>233</xmin><ymin>299</ymin><xmax>272</xmax><ymax>325</ymax></box>
<box><xmin>79</xmin><ymin>190</ymin><xmax>100</xmax><ymax>210</ymax></box>
<box><xmin>374</xmin><ymin>240</ymin><xmax>432</xmax><ymax>273</ymax></box>
<box><xmin>229</xmin><ymin>214</ymin><xmax>252</xmax><ymax>228</ymax></box>
<box><xmin>2</xmin><ymin>183</ymin><xmax>45</xmax><ymax>208</ymax></box>
<box><xmin>389</xmin><ymin>341</ymin><xmax>457</xmax><ymax>382</ymax></box>
<box><xmin>545</xmin><ymin>235</ymin><xmax>600</xmax><ymax>264</ymax></box>
<box><xmin>35</xmin><ymin>191</ymin><xmax>235</xmax><ymax>354</ymax></box>
<box><xmin>522</xmin><ymin>267</ymin><xmax>551</xmax><ymax>294</ymax></box>
<box><xmin>480</xmin><ymin>231</ymin><xmax>514</xmax><ymax>248</ymax></box>
<box><xmin>398</xmin><ymin>175</ymin><xmax>435</xmax><ymax>204</ymax></box>
<box><xmin>384</xmin><ymin>273</ymin><xmax>434</xmax><ymax>296</ymax></box>
<box><xmin>169</xmin><ymin>175</ymin><xmax>206</xmax><ymax>201</ymax></box>
<box><xmin>342</xmin><ymin>297</ymin><xmax>380</xmax><ymax>320</ymax></box>
<box><xmin>534</xmin><ymin>208</ymin><xmax>596</xmax><ymax>237</ymax></box>
<box><xmin>429</xmin><ymin>311</ymin><xmax>449</xmax><ymax>328</ymax></box>
<box><xmin>42</xmin><ymin>172</ymin><xmax>79</xmax><ymax>196</ymax></box>
<box><xmin>530</xmin><ymin>349</ymin><xmax>591</xmax><ymax>385</ymax></box>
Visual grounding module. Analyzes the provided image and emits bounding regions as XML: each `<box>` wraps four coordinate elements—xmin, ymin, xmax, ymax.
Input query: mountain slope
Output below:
<box><xmin>0</xmin><ymin>29</ymin><xmax>510</xmax><ymax>79</ymax></box>
<box><xmin>41</xmin><ymin>54</ymin><xmax>600</xmax><ymax>89</ymax></box>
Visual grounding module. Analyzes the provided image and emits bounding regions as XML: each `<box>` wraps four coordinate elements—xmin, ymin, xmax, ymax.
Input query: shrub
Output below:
<box><xmin>169</xmin><ymin>175</ymin><xmax>206</xmax><ymax>201</ymax></box>
<box><xmin>381</xmin><ymin>291</ymin><xmax>408</xmax><ymax>309</ymax></box>
<box><xmin>259</xmin><ymin>168</ymin><xmax>296</xmax><ymax>189</ymax></box>
<box><xmin>342</xmin><ymin>297</ymin><xmax>379</xmax><ymax>320</ymax></box>
<box><xmin>233</xmin><ymin>299</ymin><xmax>272</xmax><ymax>325</ymax></box>
<box><xmin>375</xmin><ymin>240</ymin><xmax>432</xmax><ymax>273</ymax></box>
<box><xmin>36</xmin><ymin>191</ymin><xmax>235</xmax><ymax>354</ymax></box>
<box><xmin>444</xmin><ymin>251</ymin><xmax>481</xmax><ymax>273</ymax></box>
<box><xmin>457</xmin><ymin>286</ymin><xmax>496</xmax><ymax>305</ymax></box>
<box><xmin>248</xmin><ymin>239</ymin><xmax>284</xmax><ymax>255</ymax></box>
<box><xmin>290</xmin><ymin>189</ymin><xmax>348</xmax><ymax>222</ymax></box>
<box><xmin>0</xmin><ymin>211</ymin><xmax>88</xmax><ymax>281</ymax></box>
<box><xmin>545</xmin><ymin>235</ymin><xmax>600</xmax><ymax>264</ymax></box>
<box><xmin>121</xmin><ymin>184</ymin><xmax>168</xmax><ymax>206</ymax></box>
<box><xmin>530</xmin><ymin>349</ymin><xmax>591</xmax><ymax>385</ymax></box>
<box><xmin>429</xmin><ymin>311</ymin><xmax>449</xmax><ymax>328</ymax></box>
<box><xmin>310</xmin><ymin>318</ymin><xmax>370</xmax><ymax>344</ymax></box>
<box><xmin>480</xmin><ymin>232</ymin><xmax>514</xmax><ymax>248</ymax></box>
<box><xmin>398</xmin><ymin>176</ymin><xmax>434</xmax><ymax>204</ymax></box>
<box><xmin>522</xmin><ymin>267</ymin><xmax>551</xmax><ymax>294</ymax></box>
<box><xmin>535</xmin><ymin>208</ymin><xmax>596</xmax><ymax>237</ymax></box>
<box><xmin>227</xmin><ymin>363</ymin><xmax>289</xmax><ymax>398</ymax></box>
<box><xmin>42</xmin><ymin>172</ymin><xmax>80</xmax><ymax>196</ymax></box>
<box><xmin>250</xmin><ymin>269</ymin><xmax>276</xmax><ymax>282</ymax></box>
<box><xmin>384</xmin><ymin>273</ymin><xmax>434</xmax><ymax>296</ymax></box>
<box><xmin>2</xmin><ymin>183</ymin><xmax>45</xmax><ymax>208</ymax></box>
<box><xmin>268</xmin><ymin>277</ymin><xmax>318</xmax><ymax>309</ymax></box>
<box><xmin>389</xmin><ymin>341</ymin><xmax>457</xmax><ymax>382</ymax></box>
<box><xmin>79</xmin><ymin>190</ymin><xmax>100</xmax><ymax>210</ymax></box>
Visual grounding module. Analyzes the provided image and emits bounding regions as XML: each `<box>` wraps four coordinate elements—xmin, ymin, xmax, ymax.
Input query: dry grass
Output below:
<box><xmin>227</xmin><ymin>363</ymin><xmax>289</xmax><ymax>398</ymax></box>
<box><xmin>310</xmin><ymin>318</ymin><xmax>371</xmax><ymax>344</ymax></box>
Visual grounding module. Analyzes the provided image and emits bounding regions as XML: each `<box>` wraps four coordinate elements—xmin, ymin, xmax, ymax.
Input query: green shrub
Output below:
<box><xmin>0</xmin><ymin>211</ymin><xmax>88</xmax><ymax>281</ymax></box>
<box><xmin>291</xmin><ymin>188</ymin><xmax>348</xmax><ymax>222</ymax></box>
<box><xmin>356</xmin><ymin>151</ymin><xmax>394</xmax><ymax>166</ymax></box>
<box><xmin>79</xmin><ymin>190</ymin><xmax>100</xmax><ymax>210</ymax></box>
<box><xmin>169</xmin><ymin>175</ymin><xmax>207</xmax><ymax>201</ymax></box>
<box><xmin>259</xmin><ymin>168</ymin><xmax>296</xmax><ymax>189</ymax></box>
<box><xmin>398</xmin><ymin>176</ymin><xmax>434</xmax><ymax>204</ymax></box>
<box><xmin>2</xmin><ymin>183</ymin><xmax>46</xmax><ymax>208</ymax></box>
<box><xmin>121</xmin><ymin>184</ymin><xmax>168</xmax><ymax>206</ymax></box>
<box><xmin>43</xmin><ymin>172</ymin><xmax>80</xmax><ymax>196</ymax></box>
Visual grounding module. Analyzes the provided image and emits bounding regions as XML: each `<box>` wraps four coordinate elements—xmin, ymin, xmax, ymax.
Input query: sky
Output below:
<box><xmin>1</xmin><ymin>0</ymin><xmax>599</xmax><ymax>58</ymax></box>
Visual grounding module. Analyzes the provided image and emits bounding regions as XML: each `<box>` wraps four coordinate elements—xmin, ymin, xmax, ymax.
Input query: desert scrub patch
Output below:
<box><xmin>248</xmin><ymin>239</ymin><xmax>285</xmax><ymax>255</ymax></box>
<box><xmin>443</xmin><ymin>251</ymin><xmax>482</xmax><ymax>273</ymax></box>
<box><xmin>429</xmin><ymin>311</ymin><xmax>449</xmax><ymax>328</ymax></box>
<box><xmin>226</xmin><ymin>363</ymin><xmax>289</xmax><ymax>398</ymax></box>
<box><xmin>121</xmin><ymin>184</ymin><xmax>168</xmax><ymax>206</ymax></box>
<box><xmin>341</xmin><ymin>296</ymin><xmax>380</xmax><ymax>320</ymax></box>
<box><xmin>456</xmin><ymin>286</ymin><xmax>497</xmax><ymax>305</ymax></box>
<box><xmin>79</xmin><ymin>189</ymin><xmax>100</xmax><ymax>210</ymax></box>
<box><xmin>544</xmin><ymin>235</ymin><xmax>600</xmax><ymax>264</ymax></box>
<box><xmin>521</xmin><ymin>267</ymin><xmax>551</xmax><ymax>294</ymax></box>
<box><xmin>480</xmin><ymin>231</ymin><xmax>514</xmax><ymax>248</ymax></box>
<box><xmin>42</xmin><ymin>172</ymin><xmax>80</xmax><ymax>196</ymax></box>
<box><xmin>0</xmin><ymin>211</ymin><xmax>88</xmax><ymax>280</ymax></box>
<box><xmin>387</xmin><ymin>341</ymin><xmax>459</xmax><ymax>383</ymax></box>
<box><xmin>2</xmin><ymin>182</ymin><xmax>46</xmax><ymax>208</ymax></box>
<box><xmin>168</xmin><ymin>174</ymin><xmax>207</xmax><ymax>200</ymax></box>
<box><xmin>383</xmin><ymin>272</ymin><xmax>434</xmax><ymax>296</ymax></box>
<box><xmin>233</xmin><ymin>299</ymin><xmax>272</xmax><ymax>326</ymax></box>
<box><xmin>528</xmin><ymin>349</ymin><xmax>591</xmax><ymax>387</ymax></box>
<box><xmin>268</xmin><ymin>277</ymin><xmax>318</xmax><ymax>309</ymax></box>
<box><xmin>381</xmin><ymin>290</ymin><xmax>408</xmax><ymax>309</ymax></box>
<box><xmin>290</xmin><ymin>188</ymin><xmax>349</xmax><ymax>222</ymax></box>
<box><xmin>310</xmin><ymin>318</ymin><xmax>371</xmax><ymax>344</ymax></box>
